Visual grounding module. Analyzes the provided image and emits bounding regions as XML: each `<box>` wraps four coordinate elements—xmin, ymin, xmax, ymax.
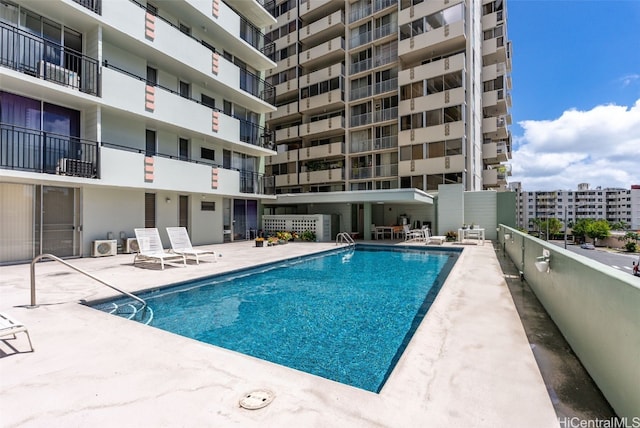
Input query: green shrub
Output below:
<box><xmin>625</xmin><ymin>241</ymin><xmax>637</xmax><ymax>252</ymax></box>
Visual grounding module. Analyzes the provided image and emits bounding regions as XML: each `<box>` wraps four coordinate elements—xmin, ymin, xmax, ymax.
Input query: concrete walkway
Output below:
<box><xmin>0</xmin><ymin>241</ymin><xmax>558</xmax><ymax>427</ymax></box>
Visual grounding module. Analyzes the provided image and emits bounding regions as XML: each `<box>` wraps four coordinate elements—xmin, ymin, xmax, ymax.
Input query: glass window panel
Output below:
<box><xmin>443</xmin><ymin>71</ymin><xmax>463</xmax><ymax>90</ymax></box>
<box><xmin>399</xmin><ymin>146</ymin><xmax>411</xmax><ymax>161</ymax></box>
<box><xmin>444</xmin><ymin>105</ymin><xmax>462</xmax><ymax>122</ymax></box>
<box><xmin>426</xmin><ymin>109</ymin><xmax>441</xmax><ymax>126</ymax></box>
<box><xmin>446</xmin><ymin>138</ymin><xmax>462</xmax><ymax>155</ymax></box>
<box><xmin>411</xmin><ymin>144</ymin><xmax>423</xmax><ymax>159</ymax></box>
<box><xmin>428</xmin><ymin>141</ymin><xmax>445</xmax><ymax>157</ymax></box>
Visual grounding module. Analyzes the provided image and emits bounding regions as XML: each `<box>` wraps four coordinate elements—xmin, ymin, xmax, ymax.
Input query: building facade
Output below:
<box><xmin>0</xmin><ymin>0</ymin><xmax>277</xmax><ymax>264</ymax></box>
<box><xmin>510</xmin><ymin>182</ymin><xmax>640</xmax><ymax>233</ymax></box>
<box><xmin>263</xmin><ymin>0</ymin><xmax>512</xmax><ymax>195</ymax></box>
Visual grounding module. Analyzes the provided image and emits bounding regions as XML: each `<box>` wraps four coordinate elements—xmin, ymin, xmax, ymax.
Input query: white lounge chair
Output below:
<box><xmin>133</xmin><ymin>228</ymin><xmax>186</xmax><ymax>270</ymax></box>
<box><xmin>0</xmin><ymin>312</ymin><xmax>33</xmax><ymax>351</ymax></box>
<box><xmin>166</xmin><ymin>227</ymin><xmax>217</xmax><ymax>264</ymax></box>
<box><xmin>426</xmin><ymin>228</ymin><xmax>447</xmax><ymax>245</ymax></box>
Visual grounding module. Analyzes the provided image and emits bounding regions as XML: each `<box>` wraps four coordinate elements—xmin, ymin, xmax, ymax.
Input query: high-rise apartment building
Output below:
<box><xmin>264</xmin><ymin>0</ymin><xmax>512</xmax><ymax>195</ymax></box>
<box><xmin>0</xmin><ymin>0</ymin><xmax>277</xmax><ymax>264</ymax></box>
<box><xmin>510</xmin><ymin>182</ymin><xmax>640</xmax><ymax>232</ymax></box>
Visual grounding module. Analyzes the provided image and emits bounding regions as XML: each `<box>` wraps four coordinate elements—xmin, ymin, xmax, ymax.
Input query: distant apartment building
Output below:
<box><xmin>510</xmin><ymin>182</ymin><xmax>640</xmax><ymax>232</ymax></box>
<box><xmin>0</xmin><ymin>0</ymin><xmax>277</xmax><ymax>264</ymax></box>
<box><xmin>263</xmin><ymin>0</ymin><xmax>513</xmax><ymax>195</ymax></box>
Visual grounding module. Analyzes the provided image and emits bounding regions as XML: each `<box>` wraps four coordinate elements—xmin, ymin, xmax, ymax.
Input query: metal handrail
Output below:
<box><xmin>29</xmin><ymin>254</ymin><xmax>146</xmax><ymax>309</ymax></box>
<box><xmin>336</xmin><ymin>232</ymin><xmax>355</xmax><ymax>246</ymax></box>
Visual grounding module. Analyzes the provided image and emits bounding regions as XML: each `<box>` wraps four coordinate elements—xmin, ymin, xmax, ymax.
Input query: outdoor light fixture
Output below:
<box><xmin>165</xmin><ymin>197</ymin><xmax>171</xmax><ymax>204</ymax></box>
<box><xmin>504</xmin><ymin>233</ymin><xmax>511</xmax><ymax>241</ymax></box>
<box><xmin>534</xmin><ymin>249</ymin><xmax>551</xmax><ymax>273</ymax></box>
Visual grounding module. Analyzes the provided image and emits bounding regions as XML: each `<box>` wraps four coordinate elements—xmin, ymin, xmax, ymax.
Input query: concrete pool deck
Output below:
<box><xmin>0</xmin><ymin>241</ymin><xmax>558</xmax><ymax>427</ymax></box>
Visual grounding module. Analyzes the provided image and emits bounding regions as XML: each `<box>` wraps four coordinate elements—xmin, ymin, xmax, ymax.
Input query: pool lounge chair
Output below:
<box><xmin>426</xmin><ymin>229</ymin><xmax>447</xmax><ymax>245</ymax></box>
<box><xmin>0</xmin><ymin>312</ymin><xmax>33</xmax><ymax>352</ymax></box>
<box><xmin>133</xmin><ymin>228</ymin><xmax>186</xmax><ymax>270</ymax></box>
<box><xmin>166</xmin><ymin>227</ymin><xmax>217</xmax><ymax>264</ymax></box>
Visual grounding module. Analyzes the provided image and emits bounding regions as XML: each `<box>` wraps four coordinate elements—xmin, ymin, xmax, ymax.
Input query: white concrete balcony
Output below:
<box><xmin>299</xmin><ymin>168</ymin><xmax>345</xmax><ymax>184</ymax></box>
<box><xmin>275</xmin><ymin>173</ymin><xmax>299</xmax><ymax>187</ymax></box>
<box><xmin>300</xmin><ymin>89</ymin><xmax>344</xmax><ymax>115</ymax></box>
<box><xmin>274</xmin><ymin>126</ymin><xmax>300</xmax><ymax>143</ymax></box>
<box><xmin>482</xmin><ymin>62</ymin><xmax>510</xmax><ymax>83</ymax></box>
<box><xmin>100</xmin><ymin>147</ymin><xmax>242</xmax><ymax>195</ymax></box>
<box><xmin>302</xmin><ymin>63</ymin><xmax>344</xmax><ymax>87</ymax></box>
<box><xmin>482</xmin><ymin>89</ymin><xmax>508</xmax><ymax>114</ymax></box>
<box><xmin>299</xmin><ymin>116</ymin><xmax>345</xmax><ymax>138</ymax></box>
<box><xmin>482</xmin><ymin>165</ymin><xmax>510</xmax><ymax>187</ymax></box>
<box><xmin>225</xmin><ymin>0</ymin><xmax>276</xmax><ymax>28</ymax></box>
<box><xmin>398</xmin><ymin>21</ymin><xmax>465</xmax><ymax>64</ymax></box>
<box><xmin>299</xmin><ymin>10</ymin><xmax>345</xmax><ymax>45</ymax></box>
<box><xmin>481</xmin><ymin>10</ymin><xmax>505</xmax><ymax>31</ymax></box>
<box><xmin>101</xmin><ymin>1</ymin><xmax>274</xmax><ymax>113</ymax></box>
<box><xmin>299</xmin><ymin>36</ymin><xmax>345</xmax><ymax>69</ymax></box>
<box><xmin>483</xmin><ymin>141</ymin><xmax>510</xmax><ymax>164</ymax></box>
<box><xmin>273</xmin><ymin>78</ymin><xmax>299</xmax><ymax>100</ymax></box>
<box><xmin>273</xmin><ymin>32</ymin><xmax>299</xmax><ymax>52</ymax></box>
<box><xmin>182</xmin><ymin>0</ymin><xmax>274</xmax><ymax>70</ymax></box>
<box><xmin>399</xmin><ymin>88</ymin><xmax>465</xmax><ymax>116</ymax></box>
<box><xmin>267</xmin><ymin>150</ymin><xmax>299</xmax><ymax>165</ymax></box>
<box><xmin>399</xmin><ymin>52</ymin><xmax>466</xmax><ymax>85</ymax></box>
<box><xmin>299</xmin><ymin>0</ymin><xmax>343</xmax><ymax>21</ymax></box>
<box><xmin>299</xmin><ymin>142</ymin><xmax>345</xmax><ymax>161</ymax></box>
<box><xmin>482</xmin><ymin>115</ymin><xmax>509</xmax><ymax>140</ymax></box>
<box><xmin>101</xmin><ymin>67</ymin><xmax>241</xmax><ymax>148</ymax></box>
<box><xmin>398</xmin><ymin>121</ymin><xmax>465</xmax><ymax>146</ymax></box>
<box><xmin>482</xmin><ymin>36</ymin><xmax>508</xmax><ymax>65</ymax></box>
<box><xmin>398</xmin><ymin>155</ymin><xmax>464</xmax><ymax>176</ymax></box>
<box><xmin>398</xmin><ymin>0</ymin><xmax>448</xmax><ymax>25</ymax></box>
<box><xmin>268</xmin><ymin>101</ymin><xmax>300</xmax><ymax>122</ymax></box>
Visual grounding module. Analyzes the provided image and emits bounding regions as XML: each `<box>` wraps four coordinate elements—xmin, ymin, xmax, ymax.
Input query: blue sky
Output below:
<box><xmin>507</xmin><ymin>0</ymin><xmax>640</xmax><ymax>191</ymax></box>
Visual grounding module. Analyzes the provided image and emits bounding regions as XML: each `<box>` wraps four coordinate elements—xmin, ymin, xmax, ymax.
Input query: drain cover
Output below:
<box><xmin>239</xmin><ymin>389</ymin><xmax>275</xmax><ymax>410</ymax></box>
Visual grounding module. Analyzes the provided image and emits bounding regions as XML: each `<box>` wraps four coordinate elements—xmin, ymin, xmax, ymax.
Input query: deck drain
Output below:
<box><xmin>239</xmin><ymin>389</ymin><xmax>275</xmax><ymax>410</ymax></box>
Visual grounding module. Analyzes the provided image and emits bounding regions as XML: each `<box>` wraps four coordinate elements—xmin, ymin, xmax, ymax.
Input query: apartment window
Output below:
<box><xmin>145</xmin><ymin>129</ymin><xmax>156</xmax><ymax>156</ymax></box>
<box><xmin>145</xmin><ymin>193</ymin><xmax>156</xmax><ymax>228</ymax></box>
<box><xmin>201</xmin><ymin>94</ymin><xmax>216</xmax><ymax>109</ymax></box>
<box><xmin>427</xmin><ymin>141</ymin><xmax>445</xmax><ymax>158</ymax></box>
<box><xmin>179</xmin><ymin>81</ymin><xmax>190</xmax><ymax>98</ymax></box>
<box><xmin>201</xmin><ymin>201</ymin><xmax>216</xmax><ymax>211</ymax></box>
<box><xmin>223</xmin><ymin>100</ymin><xmax>232</xmax><ymax>116</ymax></box>
<box><xmin>146</xmin><ymin>66</ymin><xmax>157</xmax><ymax>86</ymax></box>
<box><xmin>179</xmin><ymin>138</ymin><xmax>189</xmax><ymax>161</ymax></box>
<box><xmin>201</xmin><ymin>147</ymin><xmax>215</xmax><ymax>161</ymax></box>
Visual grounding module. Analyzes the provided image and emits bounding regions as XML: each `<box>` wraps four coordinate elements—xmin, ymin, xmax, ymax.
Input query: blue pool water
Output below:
<box><xmin>92</xmin><ymin>245</ymin><xmax>459</xmax><ymax>392</ymax></box>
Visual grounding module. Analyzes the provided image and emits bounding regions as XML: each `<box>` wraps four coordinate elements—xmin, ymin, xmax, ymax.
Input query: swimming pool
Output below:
<box><xmin>92</xmin><ymin>245</ymin><xmax>459</xmax><ymax>392</ymax></box>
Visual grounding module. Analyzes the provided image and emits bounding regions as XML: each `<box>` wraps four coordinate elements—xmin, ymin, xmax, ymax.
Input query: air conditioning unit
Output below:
<box><xmin>124</xmin><ymin>238</ymin><xmax>139</xmax><ymax>254</ymax></box>
<box><xmin>57</xmin><ymin>158</ymin><xmax>94</xmax><ymax>177</ymax></box>
<box><xmin>92</xmin><ymin>240</ymin><xmax>117</xmax><ymax>257</ymax></box>
<box><xmin>39</xmin><ymin>60</ymin><xmax>80</xmax><ymax>89</ymax></box>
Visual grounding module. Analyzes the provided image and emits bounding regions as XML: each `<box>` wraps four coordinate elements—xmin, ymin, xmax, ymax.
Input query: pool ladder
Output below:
<box><xmin>336</xmin><ymin>232</ymin><xmax>356</xmax><ymax>247</ymax></box>
<box><xmin>29</xmin><ymin>253</ymin><xmax>151</xmax><ymax>324</ymax></box>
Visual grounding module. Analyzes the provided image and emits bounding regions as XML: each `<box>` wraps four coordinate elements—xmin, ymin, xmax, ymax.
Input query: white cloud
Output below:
<box><xmin>510</xmin><ymin>99</ymin><xmax>640</xmax><ymax>191</ymax></box>
<box><xmin>620</xmin><ymin>74</ymin><xmax>640</xmax><ymax>87</ymax></box>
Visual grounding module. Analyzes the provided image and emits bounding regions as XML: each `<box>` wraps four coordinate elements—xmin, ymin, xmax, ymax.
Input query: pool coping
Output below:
<box><xmin>0</xmin><ymin>241</ymin><xmax>558</xmax><ymax>427</ymax></box>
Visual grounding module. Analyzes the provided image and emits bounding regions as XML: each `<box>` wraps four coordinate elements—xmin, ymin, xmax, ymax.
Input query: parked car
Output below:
<box><xmin>580</xmin><ymin>243</ymin><xmax>595</xmax><ymax>250</ymax></box>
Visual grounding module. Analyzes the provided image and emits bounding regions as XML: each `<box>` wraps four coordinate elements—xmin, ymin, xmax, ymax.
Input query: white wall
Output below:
<box><xmin>437</xmin><ymin>183</ymin><xmax>464</xmax><ymax>235</ymax></box>
<box><xmin>464</xmin><ymin>191</ymin><xmax>497</xmax><ymax>241</ymax></box>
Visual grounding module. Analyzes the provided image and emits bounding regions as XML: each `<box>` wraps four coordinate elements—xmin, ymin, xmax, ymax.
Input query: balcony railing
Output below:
<box><xmin>374</xmin><ymin>107</ymin><xmax>398</xmax><ymax>122</ymax></box>
<box><xmin>1</xmin><ymin>123</ymin><xmax>99</xmax><ymax>178</ymax></box>
<box><xmin>103</xmin><ymin>61</ymin><xmax>274</xmax><ymax>150</ymax></box>
<box><xmin>374</xmin><ymin>22</ymin><xmax>397</xmax><ymax>40</ymax></box>
<box><xmin>129</xmin><ymin>1</ymin><xmax>274</xmax><ymax>104</ymax></box>
<box><xmin>350</xmin><ymin>57</ymin><xmax>372</xmax><ymax>74</ymax></box>
<box><xmin>374</xmin><ymin>78</ymin><xmax>397</xmax><ymax>95</ymax></box>
<box><xmin>72</xmin><ymin>0</ymin><xmax>101</xmax><ymax>14</ymax></box>
<box><xmin>350</xmin><ymin>5</ymin><xmax>372</xmax><ymax>23</ymax></box>
<box><xmin>0</xmin><ymin>22</ymin><xmax>99</xmax><ymax>96</ymax></box>
<box><xmin>350</xmin><ymin>86</ymin><xmax>372</xmax><ymax>101</ymax></box>
<box><xmin>374</xmin><ymin>0</ymin><xmax>397</xmax><ymax>12</ymax></box>
<box><xmin>101</xmin><ymin>141</ymin><xmax>268</xmax><ymax>194</ymax></box>
<box><xmin>350</xmin><ymin>30</ymin><xmax>372</xmax><ymax>49</ymax></box>
<box><xmin>350</xmin><ymin>112</ymin><xmax>373</xmax><ymax>127</ymax></box>
<box><xmin>375</xmin><ymin>163</ymin><xmax>397</xmax><ymax>177</ymax></box>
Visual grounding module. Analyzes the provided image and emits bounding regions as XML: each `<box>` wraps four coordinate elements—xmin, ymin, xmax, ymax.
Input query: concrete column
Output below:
<box><xmin>363</xmin><ymin>202</ymin><xmax>372</xmax><ymax>240</ymax></box>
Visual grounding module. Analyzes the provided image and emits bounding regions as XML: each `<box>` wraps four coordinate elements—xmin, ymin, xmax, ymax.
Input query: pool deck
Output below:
<box><xmin>0</xmin><ymin>240</ymin><xmax>558</xmax><ymax>427</ymax></box>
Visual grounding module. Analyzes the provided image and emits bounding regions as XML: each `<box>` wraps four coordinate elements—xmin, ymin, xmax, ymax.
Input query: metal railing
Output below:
<box><xmin>103</xmin><ymin>61</ymin><xmax>274</xmax><ymax>150</ymax></box>
<box><xmin>0</xmin><ymin>22</ymin><xmax>99</xmax><ymax>96</ymax></box>
<box><xmin>29</xmin><ymin>253</ymin><xmax>146</xmax><ymax>310</ymax></box>
<box><xmin>0</xmin><ymin>123</ymin><xmax>99</xmax><ymax>178</ymax></box>
<box><xmin>72</xmin><ymin>0</ymin><xmax>101</xmax><ymax>14</ymax></box>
